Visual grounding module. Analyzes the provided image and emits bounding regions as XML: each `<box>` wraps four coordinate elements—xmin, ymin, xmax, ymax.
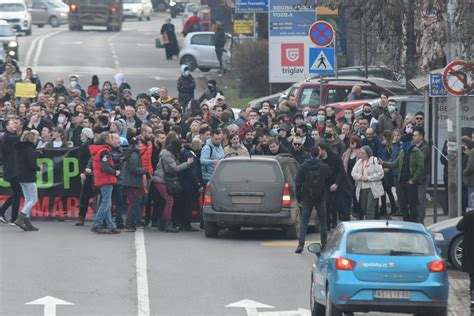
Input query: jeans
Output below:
<box><xmin>19</xmin><ymin>182</ymin><xmax>38</xmax><ymax>218</ymax></box>
<box><xmin>299</xmin><ymin>197</ymin><xmax>327</xmax><ymax>247</ymax></box>
<box><xmin>398</xmin><ymin>182</ymin><xmax>419</xmax><ymax>223</ymax></box>
<box><xmin>93</xmin><ymin>185</ymin><xmax>115</xmax><ymax>229</ymax></box>
<box><xmin>0</xmin><ymin>177</ymin><xmax>22</xmax><ymax>221</ymax></box>
<box><xmin>359</xmin><ymin>188</ymin><xmax>378</xmax><ymax>220</ymax></box>
<box><xmin>417</xmin><ymin>175</ymin><xmax>430</xmax><ymax>224</ymax></box>
<box><xmin>112</xmin><ymin>184</ymin><xmax>125</xmax><ymax>226</ymax></box>
<box><xmin>326</xmin><ymin>189</ymin><xmax>351</xmax><ymax>229</ymax></box>
<box><xmin>126</xmin><ymin>187</ymin><xmax>145</xmax><ymax>228</ymax></box>
<box><xmin>380</xmin><ymin>184</ymin><xmax>397</xmax><ymax>214</ymax></box>
<box><xmin>156</xmin><ymin>182</ymin><xmax>174</xmax><ymax>221</ymax></box>
<box><xmin>215</xmin><ymin>48</ymin><xmax>224</xmax><ymax>73</ymax></box>
<box><xmin>467</xmin><ymin>186</ymin><xmax>474</xmax><ymax>209</ymax></box>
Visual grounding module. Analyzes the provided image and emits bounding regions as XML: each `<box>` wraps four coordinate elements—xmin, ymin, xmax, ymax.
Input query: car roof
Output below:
<box><xmin>342</xmin><ymin>220</ymin><xmax>427</xmax><ymax>233</ymax></box>
<box><xmin>221</xmin><ymin>156</ymin><xmax>282</xmax><ymax>163</ymax></box>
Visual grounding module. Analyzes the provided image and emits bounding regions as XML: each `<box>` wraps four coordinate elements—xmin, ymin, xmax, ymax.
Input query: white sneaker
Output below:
<box><xmin>0</xmin><ymin>216</ymin><xmax>8</xmax><ymax>224</ymax></box>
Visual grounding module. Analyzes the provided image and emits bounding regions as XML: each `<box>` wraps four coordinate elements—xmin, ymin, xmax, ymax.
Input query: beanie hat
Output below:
<box><xmin>6</xmin><ymin>83</ymin><xmax>15</xmax><ymax>90</ymax></box>
<box><xmin>111</xmin><ymin>120</ymin><xmax>123</xmax><ymax>133</ymax></box>
<box><xmin>81</xmin><ymin>128</ymin><xmax>94</xmax><ymax>139</ymax></box>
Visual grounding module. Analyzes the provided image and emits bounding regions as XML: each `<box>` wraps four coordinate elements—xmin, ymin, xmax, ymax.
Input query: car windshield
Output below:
<box><xmin>299</xmin><ymin>87</ymin><xmax>320</xmax><ymax>107</ymax></box>
<box><xmin>45</xmin><ymin>0</ymin><xmax>68</xmax><ymax>8</ymax></box>
<box><xmin>0</xmin><ymin>25</ymin><xmax>14</xmax><ymax>36</ymax></box>
<box><xmin>215</xmin><ymin>161</ymin><xmax>282</xmax><ymax>183</ymax></box>
<box><xmin>0</xmin><ymin>3</ymin><xmax>25</xmax><ymax>11</ymax></box>
<box><xmin>347</xmin><ymin>230</ymin><xmax>433</xmax><ymax>256</ymax></box>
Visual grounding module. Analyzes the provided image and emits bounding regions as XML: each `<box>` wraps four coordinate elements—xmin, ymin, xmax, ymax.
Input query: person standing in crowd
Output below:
<box><xmin>76</xmin><ymin>128</ymin><xmax>95</xmax><ymax>226</ymax></box>
<box><xmin>224</xmin><ymin>133</ymin><xmax>249</xmax><ymax>157</ymax></box>
<box><xmin>378</xmin><ymin>98</ymin><xmax>403</xmax><ymax>134</ymax></box>
<box><xmin>153</xmin><ymin>139</ymin><xmax>194</xmax><ymax>232</ymax></box>
<box><xmin>351</xmin><ymin>146</ymin><xmax>385</xmax><ymax>220</ymax></box>
<box><xmin>89</xmin><ymin>132</ymin><xmax>121</xmax><ymax>234</ymax></box>
<box><xmin>463</xmin><ymin>137</ymin><xmax>474</xmax><ymax>212</ymax></box>
<box><xmin>342</xmin><ymin>135</ymin><xmax>362</xmax><ymax>219</ymax></box>
<box><xmin>382</xmin><ymin>133</ymin><xmax>424</xmax><ymax>223</ymax></box>
<box><xmin>361</xmin><ymin>127</ymin><xmax>384</xmax><ymax>158</ymax></box>
<box><xmin>322</xmin><ymin>123</ymin><xmax>345</xmax><ymax>156</ymax></box>
<box><xmin>122</xmin><ymin>138</ymin><xmax>147</xmax><ymax>232</ymax></box>
<box><xmin>14</xmin><ymin>131</ymin><xmax>40</xmax><ymax>231</ymax></box>
<box><xmin>295</xmin><ymin>146</ymin><xmax>331</xmax><ymax>253</ymax></box>
<box><xmin>177</xmin><ymin>65</ymin><xmax>195</xmax><ymax>108</ymax></box>
<box><xmin>198</xmin><ymin>79</ymin><xmax>223</xmax><ymax>103</ymax></box>
<box><xmin>87</xmin><ymin>75</ymin><xmax>100</xmax><ymax>98</ymax></box>
<box><xmin>0</xmin><ymin>119</ymin><xmax>22</xmax><ymax>225</ymax></box>
<box><xmin>380</xmin><ymin>130</ymin><xmax>399</xmax><ymax>217</ymax></box>
<box><xmin>414</xmin><ymin>111</ymin><xmax>425</xmax><ymax>128</ymax></box>
<box><xmin>161</xmin><ymin>18</ymin><xmax>180</xmax><ymax>60</ymax></box>
<box><xmin>413</xmin><ymin>127</ymin><xmax>431</xmax><ymax>224</ymax></box>
<box><xmin>200</xmin><ymin>129</ymin><xmax>225</xmax><ymax>187</ymax></box>
<box><xmin>182</xmin><ymin>10</ymin><xmax>201</xmax><ymax>37</ymax></box>
<box><xmin>214</xmin><ymin>21</ymin><xmax>226</xmax><ymax>76</ymax></box>
<box><xmin>290</xmin><ymin>136</ymin><xmax>310</xmax><ymax>165</ymax></box>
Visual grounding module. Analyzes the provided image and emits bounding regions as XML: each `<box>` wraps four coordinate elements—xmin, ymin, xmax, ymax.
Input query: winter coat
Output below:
<box><xmin>417</xmin><ymin>140</ymin><xmax>431</xmax><ymax>179</ymax></box>
<box><xmin>78</xmin><ymin>139</ymin><xmax>93</xmax><ymax>173</ymax></box>
<box><xmin>17</xmin><ymin>142</ymin><xmax>40</xmax><ymax>183</ymax></box>
<box><xmin>198</xmin><ymin>87</ymin><xmax>223</xmax><ymax>103</ymax></box>
<box><xmin>153</xmin><ymin>149</ymin><xmax>189</xmax><ymax>184</ymax></box>
<box><xmin>89</xmin><ymin>143</ymin><xmax>117</xmax><ymax>187</ymax></box>
<box><xmin>1</xmin><ymin>130</ymin><xmax>20</xmax><ymax>180</ymax></box>
<box><xmin>177</xmin><ymin>73</ymin><xmax>195</xmax><ymax>106</ymax></box>
<box><xmin>321</xmin><ymin>150</ymin><xmax>354</xmax><ymax>197</ymax></box>
<box><xmin>122</xmin><ymin>150</ymin><xmax>146</xmax><ymax>188</ymax></box>
<box><xmin>351</xmin><ymin>157</ymin><xmax>385</xmax><ymax>201</ymax></box>
<box><xmin>383</xmin><ymin>146</ymin><xmax>424</xmax><ymax>184</ymax></box>
<box><xmin>462</xmin><ymin>149</ymin><xmax>474</xmax><ymax>187</ymax></box>
<box><xmin>378</xmin><ymin>111</ymin><xmax>403</xmax><ymax>133</ymax></box>
<box><xmin>200</xmin><ymin>139</ymin><xmax>225</xmax><ymax>181</ymax></box>
<box><xmin>224</xmin><ymin>144</ymin><xmax>249</xmax><ymax>157</ymax></box>
<box><xmin>295</xmin><ymin>158</ymin><xmax>331</xmax><ymax>202</ymax></box>
<box><xmin>290</xmin><ymin>148</ymin><xmax>310</xmax><ymax>165</ymax></box>
<box><xmin>178</xmin><ymin>146</ymin><xmax>201</xmax><ymax>195</ymax></box>
<box><xmin>361</xmin><ymin>137</ymin><xmax>384</xmax><ymax>159</ymax></box>
<box><xmin>324</xmin><ymin>137</ymin><xmax>346</xmax><ymax>157</ymax></box>
<box><xmin>456</xmin><ymin>210</ymin><xmax>474</xmax><ymax>273</ymax></box>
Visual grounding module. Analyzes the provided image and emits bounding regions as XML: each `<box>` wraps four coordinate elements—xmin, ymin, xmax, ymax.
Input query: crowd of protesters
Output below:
<box><xmin>0</xmin><ymin>64</ymin><xmax>473</xmax><ymax>239</ymax></box>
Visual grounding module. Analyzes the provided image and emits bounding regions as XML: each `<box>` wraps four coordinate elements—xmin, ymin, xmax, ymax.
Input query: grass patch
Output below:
<box><xmin>220</xmin><ymin>76</ymin><xmax>255</xmax><ymax>109</ymax></box>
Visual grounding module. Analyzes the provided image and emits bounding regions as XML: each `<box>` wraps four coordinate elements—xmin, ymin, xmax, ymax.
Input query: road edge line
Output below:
<box><xmin>135</xmin><ymin>229</ymin><xmax>150</xmax><ymax>316</ymax></box>
<box><xmin>32</xmin><ymin>30</ymin><xmax>64</xmax><ymax>67</ymax></box>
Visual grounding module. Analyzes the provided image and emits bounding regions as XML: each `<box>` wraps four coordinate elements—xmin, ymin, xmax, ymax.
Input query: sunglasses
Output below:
<box><xmin>415</xmin><ymin>117</ymin><xmax>423</xmax><ymax>120</ymax></box>
<box><xmin>293</xmin><ymin>143</ymin><xmax>302</xmax><ymax>146</ymax></box>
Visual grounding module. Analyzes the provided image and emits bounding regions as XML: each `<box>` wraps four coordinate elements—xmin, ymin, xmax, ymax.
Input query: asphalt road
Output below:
<box><xmin>1</xmin><ymin>13</ymin><xmax>471</xmax><ymax>316</ymax></box>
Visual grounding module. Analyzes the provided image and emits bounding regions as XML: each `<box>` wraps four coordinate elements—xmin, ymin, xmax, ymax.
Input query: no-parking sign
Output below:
<box><xmin>442</xmin><ymin>60</ymin><xmax>474</xmax><ymax>96</ymax></box>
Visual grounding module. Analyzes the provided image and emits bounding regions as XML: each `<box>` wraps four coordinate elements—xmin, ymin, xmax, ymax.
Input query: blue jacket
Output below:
<box><xmin>200</xmin><ymin>139</ymin><xmax>224</xmax><ymax>181</ymax></box>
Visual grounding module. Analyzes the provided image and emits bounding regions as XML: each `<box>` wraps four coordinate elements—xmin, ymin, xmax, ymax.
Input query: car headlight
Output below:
<box><xmin>8</xmin><ymin>41</ymin><xmax>18</xmax><ymax>48</ymax></box>
<box><xmin>8</xmin><ymin>50</ymin><xmax>16</xmax><ymax>56</ymax></box>
<box><xmin>431</xmin><ymin>232</ymin><xmax>445</xmax><ymax>241</ymax></box>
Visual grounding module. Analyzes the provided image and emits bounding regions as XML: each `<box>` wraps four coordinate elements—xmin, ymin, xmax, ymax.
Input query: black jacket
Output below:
<box><xmin>295</xmin><ymin>158</ymin><xmax>331</xmax><ymax>202</ymax></box>
<box><xmin>23</xmin><ymin>118</ymin><xmax>53</xmax><ymax>133</ymax></box>
<box><xmin>457</xmin><ymin>211</ymin><xmax>474</xmax><ymax>273</ymax></box>
<box><xmin>177</xmin><ymin>75</ymin><xmax>195</xmax><ymax>106</ymax></box>
<box><xmin>322</xmin><ymin>150</ymin><xmax>354</xmax><ymax>197</ymax></box>
<box><xmin>2</xmin><ymin>130</ymin><xmax>20</xmax><ymax>180</ymax></box>
<box><xmin>122</xmin><ymin>150</ymin><xmax>146</xmax><ymax>188</ymax></box>
<box><xmin>214</xmin><ymin>27</ymin><xmax>226</xmax><ymax>51</ymax></box>
<box><xmin>17</xmin><ymin>142</ymin><xmax>39</xmax><ymax>183</ymax></box>
<box><xmin>290</xmin><ymin>148</ymin><xmax>310</xmax><ymax>165</ymax></box>
<box><xmin>78</xmin><ymin>139</ymin><xmax>93</xmax><ymax>173</ymax></box>
<box><xmin>178</xmin><ymin>146</ymin><xmax>200</xmax><ymax>195</ymax></box>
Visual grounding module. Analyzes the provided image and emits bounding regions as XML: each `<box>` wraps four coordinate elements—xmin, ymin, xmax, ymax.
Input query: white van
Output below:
<box><xmin>0</xmin><ymin>0</ymin><xmax>32</xmax><ymax>35</ymax></box>
<box><xmin>123</xmin><ymin>0</ymin><xmax>153</xmax><ymax>21</ymax></box>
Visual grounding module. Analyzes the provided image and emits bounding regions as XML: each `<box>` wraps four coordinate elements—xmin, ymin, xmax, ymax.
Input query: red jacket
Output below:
<box><xmin>140</xmin><ymin>142</ymin><xmax>153</xmax><ymax>176</ymax></box>
<box><xmin>90</xmin><ymin>144</ymin><xmax>118</xmax><ymax>187</ymax></box>
<box><xmin>182</xmin><ymin>16</ymin><xmax>201</xmax><ymax>35</ymax></box>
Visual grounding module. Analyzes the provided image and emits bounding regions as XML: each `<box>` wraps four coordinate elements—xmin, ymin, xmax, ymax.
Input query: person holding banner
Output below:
<box><xmin>14</xmin><ymin>131</ymin><xmax>40</xmax><ymax>231</ymax></box>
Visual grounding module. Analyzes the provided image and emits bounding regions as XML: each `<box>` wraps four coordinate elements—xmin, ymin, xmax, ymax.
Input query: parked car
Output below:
<box><xmin>170</xmin><ymin>1</ymin><xmax>198</xmax><ymax>19</ymax></box>
<box><xmin>324</xmin><ymin>65</ymin><xmax>404</xmax><ymax>83</ymax></box>
<box><xmin>308</xmin><ymin>220</ymin><xmax>449</xmax><ymax>316</ymax></box>
<box><xmin>0</xmin><ymin>20</ymin><xmax>18</xmax><ymax>60</ymax></box>
<box><xmin>25</xmin><ymin>0</ymin><xmax>68</xmax><ymax>28</ymax></box>
<box><xmin>248</xmin><ymin>87</ymin><xmax>292</xmax><ymax>110</ymax></box>
<box><xmin>0</xmin><ymin>0</ymin><xmax>32</xmax><ymax>36</ymax></box>
<box><xmin>123</xmin><ymin>0</ymin><xmax>153</xmax><ymax>21</ymax></box>
<box><xmin>179</xmin><ymin>31</ymin><xmax>231</xmax><ymax>72</ymax></box>
<box><xmin>294</xmin><ymin>78</ymin><xmax>397</xmax><ymax>109</ymax></box>
<box><xmin>203</xmin><ymin>155</ymin><xmax>318</xmax><ymax>238</ymax></box>
<box><xmin>428</xmin><ymin>217</ymin><xmax>463</xmax><ymax>270</ymax></box>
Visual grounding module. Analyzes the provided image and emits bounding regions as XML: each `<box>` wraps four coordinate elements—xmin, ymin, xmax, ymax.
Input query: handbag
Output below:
<box><xmin>161</xmin><ymin>33</ymin><xmax>170</xmax><ymax>45</ymax></box>
<box><xmin>161</xmin><ymin>158</ymin><xmax>182</xmax><ymax>196</ymax></box>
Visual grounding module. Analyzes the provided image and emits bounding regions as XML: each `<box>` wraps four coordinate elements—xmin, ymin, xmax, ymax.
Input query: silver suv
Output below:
<box><xmin>203</xmin><ymin>155</ymin><xmax>317</xmax><ymax>238</ymax></box>
<box><xmin>25</xmin><ymin>0</ymin><xmax>69</xmax><ymax>28</ymax></box>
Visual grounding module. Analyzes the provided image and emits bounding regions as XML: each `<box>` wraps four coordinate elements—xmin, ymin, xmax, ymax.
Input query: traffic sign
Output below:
<box><xmin>429</xmin><ymin>74</ymin><xmax>448</xmax><ymax>97</ymax></box>
<box><xmin>309</xmin><ymin>21</ymin><xmax>334</xmax><ymax>47</ymax></box>
<box><xmin>309</xmin><ymin>47</ymin><xmax>335</xmax><ymax>74</ymax></box>
<box><xmin>442</xmin><ymin>60</ymin><xmax>474</xmax><ymax>96</ymax></box>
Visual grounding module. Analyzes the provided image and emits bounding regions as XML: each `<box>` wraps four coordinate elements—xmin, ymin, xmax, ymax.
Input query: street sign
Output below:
<box><xmin>429</xmin><ymin>74</ymin><xmax>448</xmax><ymax>97</ymax></box>
<box><xmin>309</xmin><ymin>21</ymin><xmax>334</xmax><ymax>47</ymax></box>
<box><xmin>309</xmin><ymin>47</ymin><xmax>335</xmax><ymax>74</ymax></box>
<box><xmin>236</xmin><ymin>0</ymin><xmax>268</xmax><ymax>13</ymax></box>
<box><xmin>442</xmin><ymin>60</ymin><xmax>474</xmax><ymax>96</ymax></box>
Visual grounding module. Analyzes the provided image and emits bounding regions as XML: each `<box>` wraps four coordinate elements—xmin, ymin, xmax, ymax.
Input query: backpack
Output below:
<box><xmin>190</xmin><ymin>22</ymin><xmax>201</xmax><ymax>32</ymax></box>
<box><xmin>305</xmin><ymin>167</ymin><xmax>325</xmax><ymax>199</ymax></box>
<box><xmin>200</xmin><ymin>144</ymin><xmax>213</xmax><ymax>173</ymax></box>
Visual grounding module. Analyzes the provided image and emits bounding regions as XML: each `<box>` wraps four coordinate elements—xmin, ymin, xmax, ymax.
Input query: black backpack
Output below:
<box><xmin>305</xmin><ymin>167</ymin><xmax>325</xmax><ymax>199</ymax></box>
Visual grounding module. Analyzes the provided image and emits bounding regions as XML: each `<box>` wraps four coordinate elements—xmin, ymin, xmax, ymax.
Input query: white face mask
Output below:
<box><xmin>184</xmin><ymin>70</ymin><xmax>190</xmax><ymax>77</ymax></box>
<box><xmin>58</xmin><ymin>115</ymin><xmax>66</xmax><ymax>124</ymax></box>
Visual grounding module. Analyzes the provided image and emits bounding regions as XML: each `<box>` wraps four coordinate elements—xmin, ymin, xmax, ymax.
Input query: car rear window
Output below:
<box><xmin>215</xmin><ymin>161</ymin><xmax>282</xmax><ymax>183</ymax></box>
<box><xmin>299</xmin><ymin>87</ymin><xmax>320</xmax><ymax>107</ymax></box>
<box><xmin>347</xmin><ymin>230</ymin><xmax>433</xmax><ymax>256</ymax></box>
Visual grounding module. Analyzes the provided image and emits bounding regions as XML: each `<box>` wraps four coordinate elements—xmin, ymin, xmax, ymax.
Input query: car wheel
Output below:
<box><xmin>37</xmin><ymin>24</ymin><xmax>44</xmax><ymax>28</ymax></box>
<box><xmin>449</xmin><ymin>235</ymin><xmax>463</xmax><ymax>270</ymax></box>
<box><xmin>49</xmin><ymin>16</ymin><xmax>60</xmax><ymax>28</ymax></box>
<box><xmin>286</xmin><ymin>207</ymin><xmax>301</xmax><ymax>239</ymax></box>
<box><xmin>25</xmin><ymin>27</ymin><xmax>32</xmax><ymax>36</ymax></box>
<box><xmin>198</xmin><ymin>67</ymin><xmax>211</xmax><ymax>72</ymax></box>
<box><xmin>311</xmin><ymin>278</ymin><xmax>325</xmax><ymax>316</ymax></box>
<box><xmin>204</xmin><ymin>221</ymin><xmax>218</xmax><ymax>238</ymax></box>
<box><xmin>180</xmin><ymin>55</ymin><xmax>197</xmax><ymax>71</ymax></box>
<box><xmin>325</xmin><ymin>290</ymin><xmax>342</xmax><ymax>316</ymax></box>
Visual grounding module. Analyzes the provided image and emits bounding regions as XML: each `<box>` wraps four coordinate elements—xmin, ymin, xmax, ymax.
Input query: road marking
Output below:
<box><xmin>226</xmin><ymin>299</ymin><xmax>274</xmax><ymax>316</ymax></box>
<box><xmin>25</xmin><ymin>296</ymin><xmax>74</xmax><ymax>316</ymax></box>
<box><xmin>32</xmin><ymin>30</ymin><xmax>64</xmax><ymax>67</ymax></box>
<box><xmin>135</xmin><ymin>229</ymin><xmax>150</xmax><ymax>316</ymax></box>
<box><xmin>260</xmin><ymin>240</ymin><xmax>320</xmax><ymax>247</ymax></box>
<box><xmin>63</xmin><ymin>41</ymin><xmax>84</xmax><ymax>45</ymax></box>
<box><xmin>137</xmin><ymin>43</ymin><xmax>154</xmax><ymax>47</ymax></box>
<box><xmin>24</xmin><ymin>34</ymin><xmax>42</xmax><ymax>67</ymax></box>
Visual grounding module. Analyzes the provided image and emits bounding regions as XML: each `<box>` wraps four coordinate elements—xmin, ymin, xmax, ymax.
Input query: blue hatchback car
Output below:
<box><xmin>308</xmin><ymin>221</ymin><xmax>449</xmax><ymax>316</ymax></box>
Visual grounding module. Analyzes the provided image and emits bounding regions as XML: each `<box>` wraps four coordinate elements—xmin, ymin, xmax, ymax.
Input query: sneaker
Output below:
<box><xmin>295</xmin><ymin>243</ymin><xmax>304</xmax><ymax>254</ymax></box>
<box><xmin>91</xmin><ymin>226</ymin><xmax>107</xmax><ymax>234</ymax></box>
<box><xmin>181</xmin><ymin>226</ymin><xmax>199</xmax><ymax>232</ymax></box>
<box><xmin>124</xmin><ymin>227</ymin><xmax>136</xmax><ymax>232</ymax></box>
<box><xmin>116</xmin><ymin>224</ymin><xmax>125</xmax><ymax>229</ymax></box>
<box><xmin>0</xmin><ymin>215</ymin><xmax>8</xmax><ymax>224</ymax></box>
<box><xmin>136</xmin><ymin>222</ymin><xmax>145</xmax><ymax>229</ymax></box>
<box><xmin>107</xmin><ymin>228</ymin><xmax>121</xmax><ymax>234</ymax></box>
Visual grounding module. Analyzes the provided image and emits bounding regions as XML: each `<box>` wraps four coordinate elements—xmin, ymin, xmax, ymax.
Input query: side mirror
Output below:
<box><xmin>308</xmin><ymin>243</ymin><xmax>322</xmax><ymax>255</ymax></box>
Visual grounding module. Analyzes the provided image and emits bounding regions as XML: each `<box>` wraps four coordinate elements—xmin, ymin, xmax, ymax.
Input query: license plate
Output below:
<box><xmin>231</xmin><ymin>196</ymin><xmax>262</xmax><ymax>204</ymax></box>
<box><xmin>374</xmin><ymin>290</ymin><xmax>410</xmax><ymax>300</ymax></box>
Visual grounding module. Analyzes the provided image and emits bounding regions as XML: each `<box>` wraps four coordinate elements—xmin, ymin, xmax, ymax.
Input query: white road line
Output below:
<box><xmin>24</xmin><ymin>35</ymin><xmax>42</xmax><ymax>67</ymax></box>
<box><xmin>135</xmin><ymin>229</ymin><xmax>150</xmax><ymax>316</ymax></box>
<box><xmin>32</xmin><ymin>30</ymin><xmax>64</xmax><ymax>67</ymax></box>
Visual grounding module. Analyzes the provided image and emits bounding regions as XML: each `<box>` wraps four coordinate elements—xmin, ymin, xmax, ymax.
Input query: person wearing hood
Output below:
<box><xmin>14</xmin><ymin>131</ymin><xmax>41</xmax><ymax>231</ymax></box>
<box><xmin>382</xmin><ymin>133</ymin><xmax>424</xmax><ymax>223</ymax></box>
<box><xmin>177</xmin><ymin>65</ymin><xmax>195</xmax><ymax>108</ymax></box>
<box><xmin>114</xmin><ymin>73</ymin><xmax>131</xmax><ymax>93</ymax></box>
<box><xmin>214</xmin><ymin>20</ymin><xmax>226</xmax><ymax>76</ymax></box>
<box><xmin>295</xmin><ymin>145</ymin><xmax>331</xmax><ymax>253</ymax></box>
<box><xmin>198</xmin><ymin>79</ymin><xmax>223</xmax><ymax>103</ymax></box>
<box><xmin>161</xmin><ymin>18</ymin><xmax>180</xmax><ymax>60</ymax></box>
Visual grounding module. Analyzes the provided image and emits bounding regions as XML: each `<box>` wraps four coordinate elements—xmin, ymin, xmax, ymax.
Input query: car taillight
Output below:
<box><xmin>336</xmin><ymin>257</ymin><xmax>356</xmax><ymax>271</ymax></box>
<box><xmin>204</xmin><ymin>184</ymin><xmax>212</xmax><ymax>206</ymax></box>
<box><xmin>70</xmin><ymin>4</ymin><xmax>77</xmax><ymax>12</ymax></box>
<box><xmin>282</xmin><ymin>183</ymin><xmax>291</xmax><ymax>207</ymax></box>
<box><xmin>111</xmin><ymin>7</ymin><xmax>118</xmax><ymax>13</ymax></box>
<box><xmin>427</xmin><ymin>259</ymin><xmax>445</xmax><ymax>273</ymax></box>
